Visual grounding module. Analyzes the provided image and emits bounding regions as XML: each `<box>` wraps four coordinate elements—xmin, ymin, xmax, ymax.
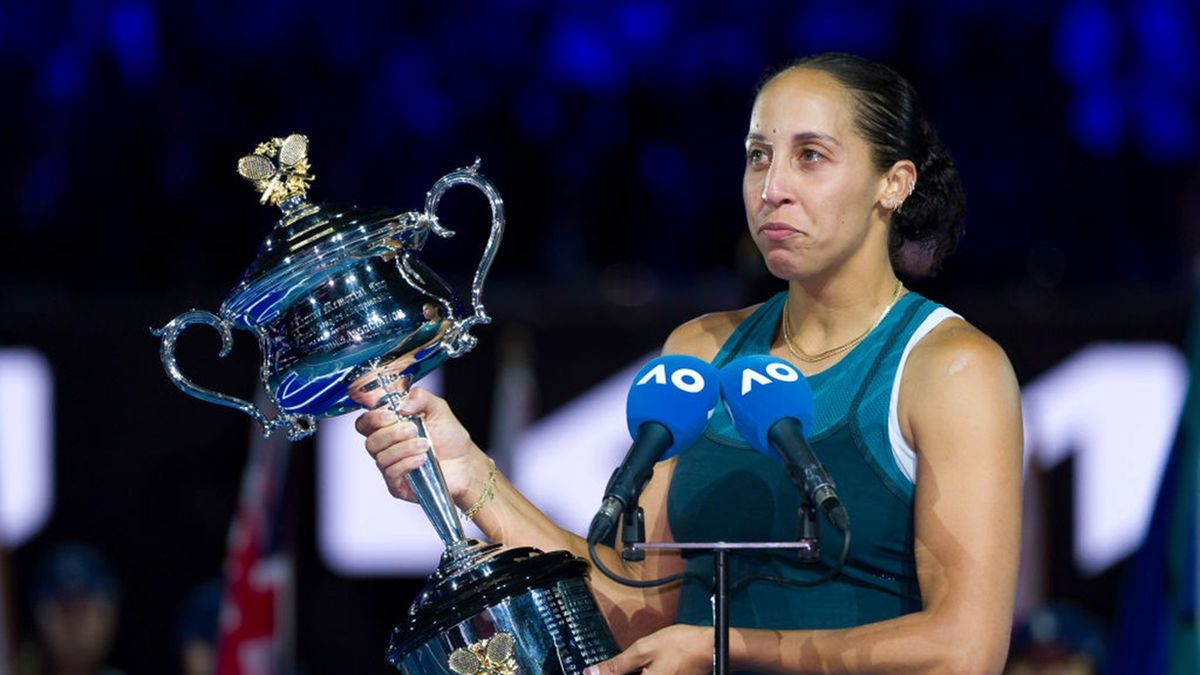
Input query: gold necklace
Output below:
<box><xmin>781</xmin><ymin>280</ymin><xmax>905</xmax><ymax>363</ymax></box>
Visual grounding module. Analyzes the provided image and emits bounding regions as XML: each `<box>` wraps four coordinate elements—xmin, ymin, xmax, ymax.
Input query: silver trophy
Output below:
<box><xmin>154</xmin><ymin>134</ymin><xmax>617</xmax><ymax>674</ymax></box>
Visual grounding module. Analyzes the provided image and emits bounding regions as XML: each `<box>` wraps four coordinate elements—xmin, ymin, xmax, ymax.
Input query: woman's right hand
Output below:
<box><xmin>353</xmin><ymin>386</ymin><xmax>485</xmax><ymax>505</ymax></box>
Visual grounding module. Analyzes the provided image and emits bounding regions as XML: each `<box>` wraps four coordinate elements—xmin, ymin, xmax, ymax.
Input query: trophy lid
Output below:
<box><xmin>219</xmin><ymin>134</ymin><xmax>425</xmax><ymax>329</ymax></box>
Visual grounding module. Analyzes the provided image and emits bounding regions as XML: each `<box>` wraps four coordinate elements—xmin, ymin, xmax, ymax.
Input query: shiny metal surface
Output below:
<box><xmin>155</xmin><ymin>147</ymin><xmax>505</xmax><ymax>440</ymax></box>
<box><xmin>386</xmin><ymin>392</ymin><xmax>466</xmax><ymax>550</ymax></box>
<box><xmin>421</xmin><ymin>159</ymin><xmax>505</xmax><ymax>358</ymax></box>
<box><xmin>389</xmin><ymin>544</ymin><xmax>619</xmax><ymax>674</ymax></box>
<box><xmin>154</xmin><ymin>138</ymin><xmax>506</xmax><ymax>604</ymax></box>
<box><xmin>151</xmin><ymin>309</ymin><xmax>318</xmax><ymax>441</ymax></box>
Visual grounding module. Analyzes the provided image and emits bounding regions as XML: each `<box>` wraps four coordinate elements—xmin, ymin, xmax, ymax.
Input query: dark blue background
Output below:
<box><xmin>2</xmin><ymin>0</ymin><xmax>1198</xmax><ymax>672</ymax></box>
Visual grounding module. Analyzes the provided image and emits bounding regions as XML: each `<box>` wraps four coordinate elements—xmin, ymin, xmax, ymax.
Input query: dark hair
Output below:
<box><xmin>32</xmin><ymin>542</ymin><xmax>120</xmax><ymax>604</ymax></box>
<box><xmin>761</xmin><ymin>52</ymin><xmax>966</xmax><ymax>276</ymax></box>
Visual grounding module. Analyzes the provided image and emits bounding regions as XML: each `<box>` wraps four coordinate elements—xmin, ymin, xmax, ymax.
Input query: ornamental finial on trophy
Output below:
<box><xmin>236</xmin><ymin>133</ymin><xmax>315</xmax><ymax>207</ymax></box>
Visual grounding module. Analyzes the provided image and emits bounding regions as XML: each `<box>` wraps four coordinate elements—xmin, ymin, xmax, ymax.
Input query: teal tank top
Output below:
<box><xmin>667</xmin><ymin>290</ymin><xmax>942</xmax><ymax>634</ymax></box>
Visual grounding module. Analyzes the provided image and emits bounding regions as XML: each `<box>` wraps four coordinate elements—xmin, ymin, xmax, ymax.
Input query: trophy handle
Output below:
<box><xmin>421</xmin><ymin>158</ymin><xmax>506</xmax><ymax>358</ymax></box>
<box><xmin>152</xmin><ymin>310</ymin><xmax>316</xmax><ymax>440</ymax></box>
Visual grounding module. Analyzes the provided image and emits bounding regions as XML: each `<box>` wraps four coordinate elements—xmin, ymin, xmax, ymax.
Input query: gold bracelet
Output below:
<box><xmin>463</xmin><ymin>458</ymin><xmax>498</xmax><ymax>520</ymax></box>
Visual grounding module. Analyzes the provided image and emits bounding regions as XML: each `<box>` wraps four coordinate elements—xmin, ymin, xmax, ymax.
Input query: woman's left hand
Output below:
<box><xmin>584</xmin><ymin>624</ymin><xmax>713</xmax><ymax>675</ymax></box>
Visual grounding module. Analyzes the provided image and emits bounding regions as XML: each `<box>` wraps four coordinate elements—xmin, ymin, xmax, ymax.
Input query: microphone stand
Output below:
<box><xmin>796</xmin><ymin>496</ymin><xmax>822</xmax><ymax>563</ymax></box>
<box><xmin>632</xmin><ymin>540</ymin><xmax>816</xmax><ymax>674</ymax></box>
<box><xmin>621</xmin><ymin>503</ymin><xmax>646</xmax><ymax>562</ymax></box>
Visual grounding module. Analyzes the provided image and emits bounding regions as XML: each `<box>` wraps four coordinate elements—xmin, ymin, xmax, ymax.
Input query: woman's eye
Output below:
<box><xmin>799</xmin><ymin>148</ymin><xmax>825</xmax><ymax>162</ymax></box>
<box><xmin>746</xmin><ymin>148</ymin><xmax>770</xmax><ymax>166</ymax></box>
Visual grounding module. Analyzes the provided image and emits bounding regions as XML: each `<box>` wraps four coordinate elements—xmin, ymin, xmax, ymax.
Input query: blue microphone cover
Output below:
<box><xmin>718</xmin><ymin>355</ymin><xmax>815</xmax><ymax>456</ymax></box>
<box><xmin>626</xmin><ymin>355</ymin><xmax>720</xmax><ymax>459</ymax></box>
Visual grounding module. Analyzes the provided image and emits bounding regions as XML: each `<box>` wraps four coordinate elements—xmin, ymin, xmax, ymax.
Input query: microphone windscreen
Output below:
<box><xmin>718</xmin><ymin>355</ymin><xmax>815</xmax><ymax>456</ymax></box>
<box><xmin>626</xmin><ymin>355</ymin><xmax>720</xmax><ymax>459</ymax></box>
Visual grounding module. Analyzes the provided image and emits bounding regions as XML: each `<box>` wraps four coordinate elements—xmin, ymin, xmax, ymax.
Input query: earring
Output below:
<box><xmin>884</xmin><ymin>178</ymin><xmax>916</xmax><ymax>212</ymax></box>
<box><xmin>896</xmin><ymin>179</ymin><xmax>917</xmax><ymax>213</ymax></box>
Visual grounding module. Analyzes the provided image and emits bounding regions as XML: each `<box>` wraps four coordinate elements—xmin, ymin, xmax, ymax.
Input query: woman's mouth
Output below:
<box><xmin>758</xmin><ymin>222</ymin><xmax>800</xmax><ymax>241</ymax></box>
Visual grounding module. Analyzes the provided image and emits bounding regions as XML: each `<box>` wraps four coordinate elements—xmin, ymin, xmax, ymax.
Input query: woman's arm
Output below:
<box><xmin>592</xmin><ymin>321</ymin><xmax>1024</xmax><ymax>674</ymax></box>
<box><xmin>356</xmin><ymin>308</ymin><xmax>752</xmax><ymax>647</ymax></box>
<box><xmin>356</xmin><ymin>389</ymin><xmax>683</xmax><ymax>647</ymax></box>
<box><xmin>467</xmin><ymin>441</ymin><xmax>687</xmax><ymax>647</ymax></box>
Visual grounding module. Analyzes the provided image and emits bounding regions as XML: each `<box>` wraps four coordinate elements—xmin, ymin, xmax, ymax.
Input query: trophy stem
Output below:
<box><xmin>374</xmin><ymin>374</ymin><xmax>467</xmax><ymax>552</ymax></box>
<box><xmin>403</xmin><ymin>413</ymin><xmax>468</xmax><ymax>550</ymax></box>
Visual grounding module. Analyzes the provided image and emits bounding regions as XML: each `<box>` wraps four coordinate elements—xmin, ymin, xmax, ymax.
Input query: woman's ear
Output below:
<box><xmin>880</xmin><ymin>160</ymin><xmax>917</xmax><ymax>211</ymax></box>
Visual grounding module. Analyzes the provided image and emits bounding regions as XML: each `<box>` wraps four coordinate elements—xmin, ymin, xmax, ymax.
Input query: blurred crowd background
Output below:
<box><xmin>2</xmin><ymin>0</ymin><xmax>1199</xmax><ymax>673</ymax></box>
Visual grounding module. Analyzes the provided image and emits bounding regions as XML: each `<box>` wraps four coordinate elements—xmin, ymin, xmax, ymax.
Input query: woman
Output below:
<box><xmin>357</xmin><ymin>52</ymin><xmax>1023</xmax><ymax>674</ymax></box>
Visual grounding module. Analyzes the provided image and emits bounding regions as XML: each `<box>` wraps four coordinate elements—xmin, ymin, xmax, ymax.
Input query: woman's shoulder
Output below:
<box><xmin>907</xmin><ymin>316</ymin><xmax>1011</xmax><ymax>373</ymax></box>
<box><xmin>661</xmin><ymin>303</ymin><xmax>765</xmax><ymax>360</ymax></box>
<box><xmin>901</xmin><ymin>315</ymin><xmax>1019</xmax><ymax>412</ymax></box>
<box><xmin>897</xmin><ymin>315</ymin><xmax>1022</xmax><ymax>459</ymax></box>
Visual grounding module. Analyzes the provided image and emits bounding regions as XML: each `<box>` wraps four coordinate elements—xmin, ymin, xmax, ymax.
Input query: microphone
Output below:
<box><xmin>586</xmin><ymin>354</ymin><xmax>720</xmax><ymax>546</ymax></box>
<box><xmin>718</xmin><ymin>355</ymin><xmax>850</xmax><ymax>531</ymax></box>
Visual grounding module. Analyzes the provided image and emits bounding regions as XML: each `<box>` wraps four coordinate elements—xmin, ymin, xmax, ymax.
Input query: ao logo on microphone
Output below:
<box><xmin>737</xmin><ymin>360</ymin><xmax>800</xmax><ymax>395</ymax></box>
<box><xmin>634</xmin><ymin>362</ymin><xmax>708</xmax><ymax>394</ymax></box>
<box><xmin>626</xmin><ymin>355</ymin><xmax>720</xmax><ymax>460</ymax></box>
<box><xmin>718</xmin><ymin>355</ymin><xmax>816</xmax><ymax>442</ymax></box>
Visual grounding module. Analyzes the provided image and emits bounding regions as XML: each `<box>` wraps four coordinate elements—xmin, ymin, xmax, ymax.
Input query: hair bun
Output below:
<box><xmin>890</xmin><ymin>121</ymin><xmax>966</xmax><ymax>276</ymax></box>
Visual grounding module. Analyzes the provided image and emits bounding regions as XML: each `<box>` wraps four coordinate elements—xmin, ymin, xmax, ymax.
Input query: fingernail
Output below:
<box><xmin>413</xmin><ymin>437</ymin><xmax>430</xmax><ymax>451</ymax></box>
<box><xmin>583</xmin><ymin>668</ymin><xmax>598</xmax><ymax>675</ymax></box>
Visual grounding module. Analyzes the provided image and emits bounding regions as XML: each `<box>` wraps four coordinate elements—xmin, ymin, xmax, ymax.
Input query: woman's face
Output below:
<box><xmin>743</xmin><ymin>68</ymin><xmax>889</xmax><ymax>282</ymax></box>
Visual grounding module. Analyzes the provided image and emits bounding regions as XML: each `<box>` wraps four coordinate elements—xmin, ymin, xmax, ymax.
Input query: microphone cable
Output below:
<box><xmin>588</xmin><ymin>540</ymin><xmax>692</xmax><ymax>589</ymax></box>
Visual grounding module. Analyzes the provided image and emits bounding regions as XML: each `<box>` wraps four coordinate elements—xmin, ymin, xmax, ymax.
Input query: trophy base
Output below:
<box><xmin>388</xmin><ymin>542</ymin><xmax>618</xmax><ymax>674</ymax></box>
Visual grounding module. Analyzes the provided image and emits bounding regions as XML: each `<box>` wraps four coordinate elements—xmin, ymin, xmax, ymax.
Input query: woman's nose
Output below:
<box><xmin>760</xmin><ymin>162</ymin><xmax>794</xmax><ymax>206</ymax></box>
